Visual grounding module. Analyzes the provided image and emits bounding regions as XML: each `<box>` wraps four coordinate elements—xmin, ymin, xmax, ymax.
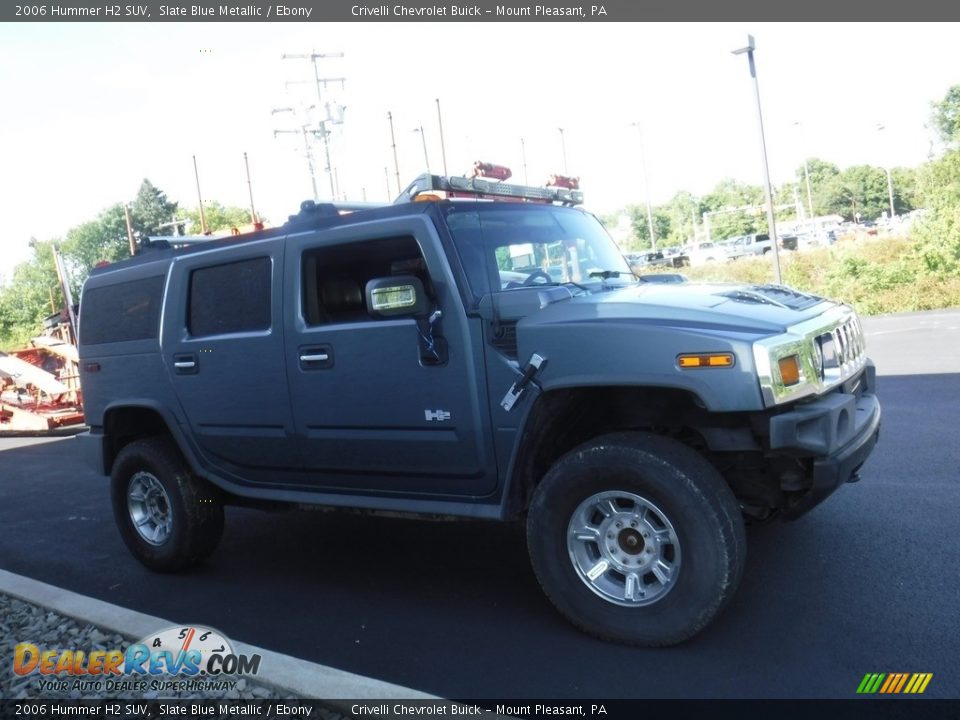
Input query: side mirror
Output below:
<box><xmin>365</xmin><ymin>275</ymin><xmax>427</xmax><ymax>318</ymax></box>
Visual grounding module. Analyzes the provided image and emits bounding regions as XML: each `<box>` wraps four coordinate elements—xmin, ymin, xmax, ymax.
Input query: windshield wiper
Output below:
<box><xmin>536</xmin><ymin>280</ymin><xmax>591</xmax><ymax>294</ymax></box>
<box><xmin>590</xmin><ymin>270</ymin><xmax>639</xmax><ymax>281</ymax></box>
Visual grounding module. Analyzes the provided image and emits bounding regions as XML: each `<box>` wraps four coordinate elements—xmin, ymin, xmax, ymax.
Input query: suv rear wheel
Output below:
<box><xmin>526</xmin><ymin>432</ymin><xmax>746</xmax><ymax>646</ymax></box>
<box><xmin>111</xmin><ymin>437</ymin><xmax>224</xmax><ymax>572</ymax></box>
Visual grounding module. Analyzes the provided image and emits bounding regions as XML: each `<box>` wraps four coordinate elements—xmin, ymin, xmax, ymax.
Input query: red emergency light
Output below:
<box><xmin>471</xmin><ymin>161</ymin><xmax>512</xmax><ymax>181</ymax></box>
<box><xmin>546</xmin><ymin>174</ymin><xmax>580</xmax><ymax>190</ymax></box>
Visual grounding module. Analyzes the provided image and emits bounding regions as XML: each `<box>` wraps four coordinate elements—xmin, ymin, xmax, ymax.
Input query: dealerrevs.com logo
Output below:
<box><xmin>12</xmin><ymin>625</ymin><xmax>261</xmax><ymax>694</ymax></box>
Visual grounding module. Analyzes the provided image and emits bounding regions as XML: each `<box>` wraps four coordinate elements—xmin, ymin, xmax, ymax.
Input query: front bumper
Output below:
<box><xmin>768</xmin><ymin>364</ymin><xmax>881</xmax><ymax>518</ymax></box>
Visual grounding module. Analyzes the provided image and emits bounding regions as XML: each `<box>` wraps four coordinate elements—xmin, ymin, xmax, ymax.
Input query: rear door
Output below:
<box><xmin>163</xmin><ymin>238</ymin><xmax>298</xmax><ymax>476</ymax></box>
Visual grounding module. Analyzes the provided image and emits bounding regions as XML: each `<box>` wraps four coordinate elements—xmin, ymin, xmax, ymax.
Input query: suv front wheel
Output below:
<box><xmin>111</xmin><ymin>437</ymin><xmax>224</xmax><ymax>572</ymax></box>
<box><xmin>527</xmin><ymin>432</ymin><xmax>746</xmax><ymax>646</ymax></box>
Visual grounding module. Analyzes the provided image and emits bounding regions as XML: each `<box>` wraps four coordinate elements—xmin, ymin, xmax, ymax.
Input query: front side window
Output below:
<box><xmin>301</xmin><ymin>235</ymin><xmax>433</xmax><ymax>326</ymax></box>
<box><xmin>188</xmin><ymin>257</ymin><xmax>271</xmax><ymax>337</ymax></box>
<box><xmin>443</xmin><ymin>204</ymin><xmax>632</xmax><ymax>299</ymax></box>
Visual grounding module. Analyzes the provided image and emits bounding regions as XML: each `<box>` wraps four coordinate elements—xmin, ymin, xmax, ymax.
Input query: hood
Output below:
<box><xmin>521</xmin><ymin>281</ymin><xmax>836</xmax><ymax>335</ymax></box>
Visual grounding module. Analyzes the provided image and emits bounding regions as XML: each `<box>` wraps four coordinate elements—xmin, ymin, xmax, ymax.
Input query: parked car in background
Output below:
<box><xmin>687</xmin><ymin>241</ymin><xmax>726</xmax><ymax>266</ymax></box>
<box><xmin>625</xmin><ymin>251</ymin><xmax>672</xmax><ymax>273</ymax></box>
<box><xmin>726</xmin><ymin>233</ymin><xmax>772</xmax><ymax>260</ymax></box>
<box><xmin>780</xmin><ymin>234</ymin><xmax>799</xmax><ymax>251</ymax></box>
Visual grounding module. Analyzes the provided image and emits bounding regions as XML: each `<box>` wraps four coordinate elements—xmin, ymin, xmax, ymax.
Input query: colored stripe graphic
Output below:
<box><xmin>857</xmin><ymin>673</ymin><xmax>933</xmax><ymax>694</ymax></box>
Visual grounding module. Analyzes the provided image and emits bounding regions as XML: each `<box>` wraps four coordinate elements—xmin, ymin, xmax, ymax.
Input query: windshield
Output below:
<box><xmin>443</xmin><ymin>203</ymin><xmax>633</xmax><ymax>298</ymax></box>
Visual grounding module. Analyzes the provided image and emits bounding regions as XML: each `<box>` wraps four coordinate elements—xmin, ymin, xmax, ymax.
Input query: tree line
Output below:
<box><xmin>611</xmin><ymin>161</ymin><xmax>920</xmax><ymax>251</ymax></box>
<box><xmin>0</xmin><ymin>180</ymin><xmax>256</xmax><ymax>348</ymax></box>
<box><xmin>611</xmin><ymin>85</ymin><xmax>960</xmax><ymax>251</ymax></box>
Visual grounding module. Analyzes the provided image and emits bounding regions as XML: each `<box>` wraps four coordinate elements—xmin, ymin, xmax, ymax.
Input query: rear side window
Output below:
<box><xmin>80</xmin><ymin>276</ymin><xmax>165</xmax><ymax>345</ymax></box>
<box><xmin>188</xmin><ymin>257</ymin><xmax>272</xmax><ymax>337</ymax></box>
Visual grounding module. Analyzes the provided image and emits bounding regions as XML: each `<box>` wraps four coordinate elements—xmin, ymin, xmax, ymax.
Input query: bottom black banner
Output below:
<box><xmin>0</xmin><ymin>700</ymin><xmax>958</xmax><ymax>720</ymax></box>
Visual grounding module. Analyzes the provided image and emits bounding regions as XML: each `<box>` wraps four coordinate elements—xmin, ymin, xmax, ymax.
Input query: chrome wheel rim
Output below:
<box><xmin>567</xmin><ymin>490</ymin><xmax>681</xmax><ymax>607</ymax></box>
<box><xmin>127</xmin><ymin>471</ymin><xmax>172</xmax><ymax>546</ymax></box>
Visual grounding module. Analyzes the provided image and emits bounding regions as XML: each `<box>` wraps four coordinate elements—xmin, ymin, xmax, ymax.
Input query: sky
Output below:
<box><xmin>1</xmin><ymin>22</ymin><xmax>957</xmax><ymax>280</ymax></box>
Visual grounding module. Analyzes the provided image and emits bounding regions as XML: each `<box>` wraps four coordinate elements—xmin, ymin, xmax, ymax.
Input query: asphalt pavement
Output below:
<box><xmin>1</xmin><ymin>309</ymin><xmax>958</xmax><ymax>699</ymax></box>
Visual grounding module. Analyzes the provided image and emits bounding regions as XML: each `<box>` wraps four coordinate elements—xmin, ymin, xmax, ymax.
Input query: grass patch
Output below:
<box><xmin>656</xmin><ymin>233</ymin><xmax>960</xmax><ymax>315</ymax></box>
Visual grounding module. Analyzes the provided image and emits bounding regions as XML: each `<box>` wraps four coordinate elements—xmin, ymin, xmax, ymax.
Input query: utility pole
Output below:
<box><xmin>436</xmin><ymin>98</ymin><xmax>448</xmax><ymax>176</ymax></box>
<box><xmin>384</xmin><ymin>166</ymin><xmax>391</xmax><ymax>200</ymax></box>
<box><xmin>876</xmin><ymin>124</ymin><xmax>896</xmax><ymax>220</ymax></box>
<box><xmin>281</xmin><ymin>50</ymin><xmax>345</xmax><ymax>200</ymax></box>
<box><xmin>413</xmin><ymin>125</ymin><xmax>430</xmax><ymax>173</ymax></box>
<box><xmin>123</xmin><ymin>203</ymin><xmax>136</xmax><ymax>256</ymax></box>
<box><xmin>243</xmin><ymin>152</ymin><xmax>259</xmax><ymax>225</ymax></box>
<box><xmin>732</xmin><ymin>35</ymin><xmax>782</xmax><ymax>285</ymax></box>
<box><xmin>558</xmin><ymin>127</ymin><xmax>568</xmax><ymax>174</ymax></box>
<box><xmin>388</xmin><ymin>111</ymin><xmax>401</xmax><ymax>192</ymax></box>
<box><xmin>632</xmin><ymin>121</ymin><xmax>657</xmax><ymax>251</ymax></box>
<box><xmin>192</xmin><ymin>155</ymin><xmax>208</xmax><ymax>234</ymax></box>
<box><xmin>520</xmin><ymin>137</ymin><xmax>529</xmax><ymax>185</ymax></box>
<box><xmin>793</xmin><ymin>122</ymin><xmax>815</xmax><ymax>223</ymax></box>
<box><xmin>273</xmin><ymin>107</ymin><xmax>320</xmax><ymax>202</ymax></box>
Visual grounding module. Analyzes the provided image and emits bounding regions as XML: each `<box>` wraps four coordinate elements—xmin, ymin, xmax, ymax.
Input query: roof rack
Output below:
<box><xmin>137</xmin><ymin>165</ymin><xmax>582</xmax><ymax>255</ymax></box>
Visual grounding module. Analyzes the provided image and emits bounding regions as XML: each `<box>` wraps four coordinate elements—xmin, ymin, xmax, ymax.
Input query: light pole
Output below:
<box><xmin>793</xmin><ymin>121</ymin><xmax>815</xmax><ymax>223</ymax></box>
<box><xmin>732</xmin><ymin>34</ymin><xmax>782</xmax><ymax>285</ymax></box>
<box><xmin>632</xmin><ymin>121</ymin><xmax>657</xmax><ymax>251</ymax></box>
<box><xmin>558</xmin><ymin>127</ymin><xmax>568</xmax><ymax>174</ymax></box>
<box><xmin>387</xmin><ymin>111</ymin><xmax>401</xmax><ymax>193</ymax></box>
<box><xmin>876</xmin><ymin>124</ymin><xmax>896</xmax><ymax>221</ymax></box>
<box><xmin>413</xmin><ymin>125</ymin><xmax>430</xmax><ymax>174</ymax></box>
<box><xmin>435</xmin><ymin>99</ymin><xmax>448</xmax><ymax>176</ymax></box>
<box><xmin>520</xmin><ymin>137</ymin><xmax>529</xmax><ymax>185</ymax></box>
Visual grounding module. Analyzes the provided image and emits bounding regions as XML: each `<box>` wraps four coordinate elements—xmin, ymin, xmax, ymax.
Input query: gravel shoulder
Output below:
<box><xmin>1</xmin><ymin>593</ymin><xmax>296</xmax><ymax>702</ymax></box>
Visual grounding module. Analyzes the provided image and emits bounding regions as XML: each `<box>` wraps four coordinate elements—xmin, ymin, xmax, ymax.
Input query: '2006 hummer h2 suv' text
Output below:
<box><xmin>78</xmin><ymin>167</ymin><xmax>880</xmax><ymax>646</ymax></box>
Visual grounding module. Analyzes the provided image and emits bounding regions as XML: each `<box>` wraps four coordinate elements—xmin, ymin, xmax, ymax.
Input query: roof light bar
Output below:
<box><xmin>395</xmin><ymin>173</ymin><xmax>584</xmax><ymax>207</ymax></box>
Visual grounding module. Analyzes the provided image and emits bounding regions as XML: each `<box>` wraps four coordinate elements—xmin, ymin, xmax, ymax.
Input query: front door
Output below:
<box><xmin>284</xmin><ymin>218</ymin><xmax>497</xmax><ymax>497</ymax></box>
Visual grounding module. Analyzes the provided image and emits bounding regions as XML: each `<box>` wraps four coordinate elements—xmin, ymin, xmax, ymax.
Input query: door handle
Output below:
<box><xmin>298</xmin><ymin>345</ymin><xmax>334</xmax><ymax>370</ymax></box>
<box><xmin>173</xmin><ymin>353</ymin><xmax>198</xmax><ymax>375</ymax></box>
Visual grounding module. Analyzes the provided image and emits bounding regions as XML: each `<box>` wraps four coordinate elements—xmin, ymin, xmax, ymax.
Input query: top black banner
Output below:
<box><xmin>2</xmin><ymin>0</ymin><xmax>957</xmax><ymax>22</ymax></box>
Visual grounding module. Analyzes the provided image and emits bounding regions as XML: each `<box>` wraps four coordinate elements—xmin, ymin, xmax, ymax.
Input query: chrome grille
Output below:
<box><xmin>819</xmin><ymin>315</ymin><xmax>866</xmax><ymax>380</ymax></box>
<box><xmin>753</xmin><ymin>305</ymin><xmax>869</xmax><ymax>406</ymax></box>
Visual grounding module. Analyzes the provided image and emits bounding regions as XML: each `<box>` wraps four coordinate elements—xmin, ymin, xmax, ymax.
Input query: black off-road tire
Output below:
<box><xmin>111</xmin><ymin>436</ymin><xmax>224</xmax><ymax>572</ymax></box>
<box><xmin>526</xmin><ymin>432</ymin><xmax>746</xmax><ymax>646</ymax></box>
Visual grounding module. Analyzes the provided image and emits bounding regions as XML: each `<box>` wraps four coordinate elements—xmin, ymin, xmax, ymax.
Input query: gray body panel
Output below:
<box><xmin>77</xmin><ymin>201</ymin><xmax>878</xmax><ymax>521</ymax></box>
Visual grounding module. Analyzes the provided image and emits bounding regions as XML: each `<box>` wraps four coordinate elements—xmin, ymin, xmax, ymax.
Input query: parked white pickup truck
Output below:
<box><xmin>726</xmin><ymin>233</ymin><xmax>772</xmax><ymax>259</ymax></box>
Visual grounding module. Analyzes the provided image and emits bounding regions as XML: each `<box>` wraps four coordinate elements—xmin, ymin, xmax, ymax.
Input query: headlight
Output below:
<box><xmin>753</xmin><ymin>305</ymin><xmax>867</xmax><ymax>406</ymax></box>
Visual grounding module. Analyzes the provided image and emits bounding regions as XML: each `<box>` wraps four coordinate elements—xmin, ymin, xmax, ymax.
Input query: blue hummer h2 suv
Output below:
<box><xmin>77</xmin><ymin>168</ymin><xmax>880</xmax><ymax>646</ymax></box>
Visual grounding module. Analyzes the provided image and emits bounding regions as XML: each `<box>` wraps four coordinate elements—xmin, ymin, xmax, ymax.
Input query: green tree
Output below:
<box><xmin>61</xmin><ymin>204</ymin><xmax>132</xmax><ymax>283</ymax></box>
<box><xmin>627</xmin><ymin>204</ymin><xmax>671</xmax><ymax>250</ymax></box>
<box><xmin>890</xmin><ymin>166</ymin><xmax>919</xmax><ymax>215</ymax></box>
<box><xmin>912</xmin><ymin>148</ymin><xmax>960</xmax><ymax>274</ymax></box>
<box><xmin>179</xmin><ymin>202</ymin><xmax>259</xmax><ymax>235</ymax></box>
<box><xmin>0</xmin><ymin>240</ymin><xmax>61</xmax><ymax>348</ymax></box>
<box><xmin>131</xmin><ymin>179</ymin><xmax>179</xmax><ymax>236</ymax></box>
<box><xmin>821</xmin><ymin>165</ymin><xmax>891</xmax><ymax>222</ymax></box>
<box><xmin>661</xmin><ymin>190</ymin><xmax>704</xmax><ymax>247</ymax></box>
<box><xmin>798</xmin><ymin>158</ymin><xmax>841</xmax><ymax>217</ymax></box>
<box><xmin>702</xmin><ymin>178</ymin><xmax>765</xmax><ymax>239</ymax></box>
<box><xmin>931</xmin><ymin>84</ymin><xmax>960</xmax><ymax>146</ymax></box>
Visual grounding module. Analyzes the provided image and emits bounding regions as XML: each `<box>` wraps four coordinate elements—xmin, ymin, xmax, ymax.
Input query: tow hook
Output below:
<box><xmin>847</xmin><ymin>463</ymin><xmax>865</xmax><ymax>483</ymax></box>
